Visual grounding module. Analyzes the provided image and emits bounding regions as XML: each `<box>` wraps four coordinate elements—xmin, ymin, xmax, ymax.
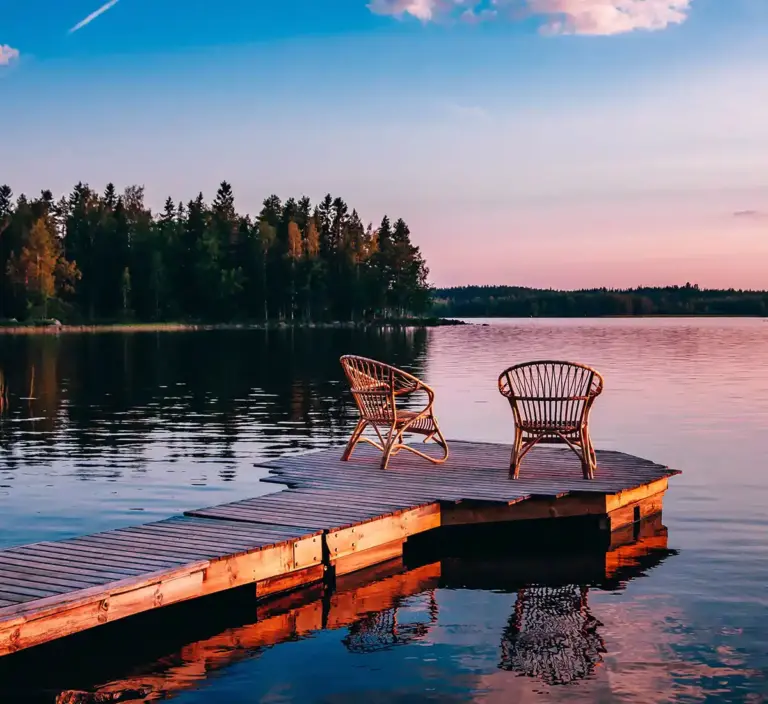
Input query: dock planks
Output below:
<box><xmin>0</xmin><ymin>439</ymin><xmax>679</xmax><ymax>656</ymax></box>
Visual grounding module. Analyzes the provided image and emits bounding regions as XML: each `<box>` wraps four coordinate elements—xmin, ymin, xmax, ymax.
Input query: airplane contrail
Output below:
<box><xmin>69</xmin><ymin>0</ymin><xmax>120</xmax><ymax>33</ymax></box>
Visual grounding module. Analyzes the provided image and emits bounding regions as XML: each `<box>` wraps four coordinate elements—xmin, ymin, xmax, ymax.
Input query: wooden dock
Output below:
<box><xmin>0</xmin><ymin>440</ymin><xmax>680</xmax><ymax>657</ymax></box>
<box><xmin>1</xmin><ymin>519</ymin><xmax>674</xmax><ymax>701</ymax></box>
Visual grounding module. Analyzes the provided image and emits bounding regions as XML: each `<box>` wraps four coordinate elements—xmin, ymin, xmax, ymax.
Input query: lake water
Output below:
<box><xmin>1</xmin><ymin>319</ymin><xmax>767</xmax><ymax>702</ymax></box>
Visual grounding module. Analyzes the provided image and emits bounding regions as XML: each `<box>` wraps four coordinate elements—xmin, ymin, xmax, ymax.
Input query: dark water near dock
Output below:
<box><xmin>1</xmin><ymin>319</ymin><xmax>767</xmax><ymax>702</ymax></box>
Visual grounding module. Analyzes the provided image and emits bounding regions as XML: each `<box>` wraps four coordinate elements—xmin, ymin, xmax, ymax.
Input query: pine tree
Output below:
<box><xmin>257</xmin><ymin>217</ymin><xmax>276</xmax><ymax>321</ymax></box>
<box><xmin>64</xmin><ymin>183</ymin><xmax>100</xmax><ymax>320</ymax></box>
<box><xmin>0</xmin><ymin>185</ymin><xmax>15</xmax><ymax>318</ymax></box>
<box><xmin>287</xmin><ymin>220</ymin><xmax>302</xmax><ymax>321</ymax></box>
<box><xmin>7</xmin><ymin>218</ymin><xmax>59</xmax><ymax>317</ymax></box>
<box><xmin>103</xmin><ymin>183</ymin><xmax>117</xmax><ymax>210</ymax></box>
<box><xmin>121</xmin><ymin>267</ymin><xmax>132</xmax><ymax>318</ymax></box>
<box><xmin>212</xmin><ymin>181</ymin><xmax>238</xmax><ymax>266</ymax></box>
<box><xmin>372</xmin><ymin>216</ymin><xmax>394</xmax><ymax>317</ymax></box>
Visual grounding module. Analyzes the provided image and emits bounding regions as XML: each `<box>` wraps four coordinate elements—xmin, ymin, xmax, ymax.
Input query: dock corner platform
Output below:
<box><xmin>0</xmin><ymin>439</ymin><xmax>679</xmax><ymax>657</ymax></box>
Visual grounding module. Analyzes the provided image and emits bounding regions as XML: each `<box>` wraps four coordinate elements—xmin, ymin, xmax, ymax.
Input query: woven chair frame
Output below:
<box><xmin>498</xmin><ymin>360</ymin><xmax>604</xmax><ymax>480</ymax></box>
<box><xmin>340</xmin><ymin>355</ymin><xmax>449</xmax><ymax>470</ymax></box>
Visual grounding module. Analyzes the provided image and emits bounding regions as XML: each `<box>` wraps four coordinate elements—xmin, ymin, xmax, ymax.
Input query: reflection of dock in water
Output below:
<box><xmin>0</xmin><ymin>520</ymin><xmax>675</xmax><ymax>703</ymax></box>
<box><xmin>437</xmin><ymin>513</ymin><xmax>674</xmax><ymax>591</ymax></box>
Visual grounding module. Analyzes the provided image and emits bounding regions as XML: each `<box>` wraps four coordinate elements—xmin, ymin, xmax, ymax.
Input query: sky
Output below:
<box><xmin>2</xmin><ymin>0</ymin><xmax>767</xmax><ymax>289</ymax></box>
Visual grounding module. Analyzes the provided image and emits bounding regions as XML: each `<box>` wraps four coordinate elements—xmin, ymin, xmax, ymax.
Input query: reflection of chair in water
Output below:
<box><xmin>342</xmin><ymin>590</ymin><xmax>438</xmax><ymax>654</ymax></box>
<box><xmin>499</xmin><ymin>585</ymin><xmax>605</xmax><ymax>685</ymax></box>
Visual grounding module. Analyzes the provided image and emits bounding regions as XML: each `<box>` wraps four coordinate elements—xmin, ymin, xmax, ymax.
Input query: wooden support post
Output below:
<box><xmin>256</xmin><ymin>564</ymin><xmax>326</xmax><ymax>600</ymax></box>
<box><xmin>326</xmin><ymin>504</ymin><xmax>441</xmax><ymax>577</ymax></box>
<box><xmin>606</xmin><ymin>491</ymin><xmax>666</xmax><ymax>532</ymax></box>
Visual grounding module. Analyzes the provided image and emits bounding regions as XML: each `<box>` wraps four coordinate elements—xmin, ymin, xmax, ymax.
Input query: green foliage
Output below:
<box><xmin>432</xmin><ymin>284</ymin><xmax>768</xmax><ymax>317</ymax></box>
<box><xmin>0</xmin><ymin>182</ymin><xmax>432</xmax><ymax>323</ymax></box>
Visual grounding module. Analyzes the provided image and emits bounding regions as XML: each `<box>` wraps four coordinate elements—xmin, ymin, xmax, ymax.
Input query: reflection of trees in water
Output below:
<box><xmin>0</xmin><ymin>329</ymin><xmax>429</xmax><ymax>472</ymax></box>
<box><xmin>342</xmin><ymin>589</ymin><xmax>438</xmax><ymax>654</ymax></box>
<box><xmin>0</xmin><ymin>366</ymin><xmax>7</xmax><ymax>413</ymax></box>
<box><xmin>499</xmin><ymin>585</ymin><xmax>605</xmax><ymax>686</ymax></box>
<box><xmin>0</xmin><ymin>336</ymin><xmax>63</xmax><ymax>459</ymax></box>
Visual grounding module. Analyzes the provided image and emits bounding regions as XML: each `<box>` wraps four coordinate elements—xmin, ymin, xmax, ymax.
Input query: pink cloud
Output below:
<box><xmin>0</xmin><ymin>45</ymin><xmax>20</xmax><ymax>66</ymax></box>
<box><xmin>369</xmin><ymin>0</ymin><xmax>694</xmax><ymax>35</ymax></box>
<box><xmin>733</xmin><ymin>210</ymin><xmax>767</xmax><ymax>219</ymax></box>
<box><xmin>529</xmin><ymin>0</ymin><xmax>693</xmax><ymax>35</ymax></box>
<box><xmin>368</xmin><ymin>0</ymin><xmax>445</xmax><ymax>21</ymax></box>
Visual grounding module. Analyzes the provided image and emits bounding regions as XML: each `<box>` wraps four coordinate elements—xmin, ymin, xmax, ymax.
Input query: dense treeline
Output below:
<box><xmin>432</xmin><ymin>284</ymin><xmax>768</xmax><ymax>317</ymax></box>
<box><xmin>0</xmin><ymin>182</ymin><xmax>431</xmax><ymax>323</ymax></box>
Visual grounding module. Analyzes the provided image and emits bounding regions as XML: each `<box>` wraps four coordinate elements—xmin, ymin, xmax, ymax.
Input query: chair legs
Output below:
<box><xmin>341</xmin><ymin>419</ymin><xmax>369</xmax><ymax>462</ymax></box>
<box><xmin>509</xmin><ymin>426</ymin><xmax>524</xmax><ymax>479</ymax></box>
<box><xmin>580</xmin><ymin>428</ymin><xmax>597</xmax><ymax>480</ymax></box>
<box><xmin>380</xmin><ymin>424</ymin><xmax>449</xmax><ymax>470</ymax></box>
<box><xmin>509</xmin><ymin>428</ymin><xmax>597</xmax><ymax>480</ymax></box>
<box><xmin>398</xmin><ymin>423</ymin><xmax>449</xmax><ymax>468</ymax></box>
<box><xmin>380</xmin><ymin>433</ymin><xmax>397</xmax><ymax>470</ymax></box>
<box><xmin>341</xmin><ymin>417</ymin><xmax>449</xmax><ymax>470</ymax></box>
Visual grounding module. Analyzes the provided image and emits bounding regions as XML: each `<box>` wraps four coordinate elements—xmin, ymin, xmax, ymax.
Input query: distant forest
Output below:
<box><xmin>0</xmin><ymin>182</ymin><xmax>431</xmax><ymax>323</ymax></box>
<box><xmin>432</xmin><ymin>285</ymin><xmax>768</xmax><ymax>317</ymax></box>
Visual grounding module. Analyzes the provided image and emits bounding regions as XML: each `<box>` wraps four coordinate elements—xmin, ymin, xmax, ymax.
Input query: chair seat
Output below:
<box><xmin>519</xmin><ymin>420</ymin><xmax>581</xmax><ymax>434</ymax></box>
<box><xmin>365</xmin><ymin>410</ymin><xmax>437</xmax><ymax>434</ymax></box>
<box><xmin>396</xmin><ymin>410</ymin><xmax>437</xmax><ymax>434</ymax></box>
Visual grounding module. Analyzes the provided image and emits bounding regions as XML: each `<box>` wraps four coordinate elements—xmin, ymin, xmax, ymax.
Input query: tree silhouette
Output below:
<box><xmin>0</xmin><ymin>181</ymin><xmax>432</xmax><ymax>324</ymax></box>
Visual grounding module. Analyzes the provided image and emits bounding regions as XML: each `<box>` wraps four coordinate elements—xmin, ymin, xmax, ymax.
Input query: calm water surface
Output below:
<box><xmin>1</xmin><ymin>319</ymin><xmax>767</xmax><ymax>702</ymax></box>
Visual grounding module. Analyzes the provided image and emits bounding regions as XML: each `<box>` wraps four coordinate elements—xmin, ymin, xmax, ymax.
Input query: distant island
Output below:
<box><xmin>431</xmin><ymin>285</ymin><xmax>768</xmax><ymax>318</ymax></box>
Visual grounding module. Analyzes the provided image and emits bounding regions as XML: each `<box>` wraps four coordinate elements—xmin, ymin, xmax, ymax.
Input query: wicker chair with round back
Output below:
<box><xmin>340</xmin><ymin>355</ymin><xmax>449</xmax><ymax>470</ymax></box>
<box><xmin>498</xmin><ymin>361</ymin><xmax>604</xmax><ymax>480</ymax></box>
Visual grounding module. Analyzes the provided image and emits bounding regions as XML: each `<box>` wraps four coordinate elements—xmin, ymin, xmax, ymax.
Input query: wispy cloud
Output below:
<box><xmin>369</xmin><ymin>0</ymin><xmax>694</xmax><ymax>35</ymax></box>
<box><xmin>733</xmin><ymin>210</ymin><xmax>767</xmax><ymax>219</ymax></box>
<box><xmin>69</xmin><ymin>0</ymin><xmax>120</xmax><ymax>34</ymax></box>
<box><xmin>0</xmin><ymin>44</ymin><xmax>20</xmax><ymax>66</ymax></box>
<box><xmin>445</xmin><ymin>102</ymin><xmax>490</xmax><ymax>120</ymax></box>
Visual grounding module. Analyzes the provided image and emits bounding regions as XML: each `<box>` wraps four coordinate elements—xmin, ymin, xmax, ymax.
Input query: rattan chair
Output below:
<box><xmin>340</xmin><ymin>355</ymin><xmax>449</xmax><ymax>469</ymax></box>
<box><xmin>498</xmin><ymin>361</ymin><xmax>604</xmax><ymax>480</ymax></box>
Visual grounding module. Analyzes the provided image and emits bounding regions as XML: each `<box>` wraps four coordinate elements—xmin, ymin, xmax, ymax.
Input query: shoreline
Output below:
<box><xmin>0</xmin><ymin>318</ymin><xmax>468</xmax><ymax>335</ymax></box>
<box><xmin>1</xmin><ymin>314</ymin><xmax>763</xmax><ymax>334</ymax></box>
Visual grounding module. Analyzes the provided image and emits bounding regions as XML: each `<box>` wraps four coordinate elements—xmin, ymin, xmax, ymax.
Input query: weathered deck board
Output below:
<box><xmin>0</xmin><ymin>517</ymin><xmax>320</xmax><ymax>611</ymax></box>
<box><xmin>187</xmin><ymin>493</ymin><xmax>429</xmax><ymax>532</ymax></box>
<box><xmin>259</xmin><ymin>441</ymin><xmax>677</xmax><ymax>504</ymax></box>
<box><xmin>0</xmin><ymin>439</ymin><xmax>679</xmax><ymax>657</ymax></box>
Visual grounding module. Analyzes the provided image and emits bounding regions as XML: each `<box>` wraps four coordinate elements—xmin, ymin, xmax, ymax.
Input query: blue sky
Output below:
<box><xmin>2</xmin><ymin>1</ymin><xmax>768</xmax><ymax>288</ymax></box>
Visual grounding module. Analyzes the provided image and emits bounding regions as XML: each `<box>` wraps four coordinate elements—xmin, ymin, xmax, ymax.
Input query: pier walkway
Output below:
<box><xmin>0</xmin><ymin>440</ymin><xmax>679</xmax><ymax>656</ymax></box>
